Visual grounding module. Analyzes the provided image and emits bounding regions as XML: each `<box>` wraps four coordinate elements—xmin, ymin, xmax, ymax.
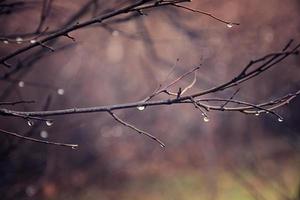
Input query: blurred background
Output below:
<box><xmin>0</xmin><ymin>0</ymin><xmax>299</xmax><ymax>199</ymax></box>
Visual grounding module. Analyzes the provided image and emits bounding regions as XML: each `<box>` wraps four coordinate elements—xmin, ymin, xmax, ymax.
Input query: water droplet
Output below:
<box><xmin>45</xmin><ymin>120</ymin><xmax>53</xmax><ymax>126</ymax></box>
<box><xmin>160</xmin><ymin>144</ymin><xmax>165</xmax><ymax>148</ymax></box>
<box><xmin>112</xmin><ymin>30</ymin><xmax>119</xmax><ymax>37</ymax></box>
<box><xmin>137</xmin><ymin>106</ymin><xmax>145</xmax><ymax>111</ymax></box>
<box><xmin>71</xmin><ymin>145</ymin><xmax>78</xmax><ymax>150</ymax></box>
<box><xmin>203</xmin><ymin>116</ymin><xmax>210</xmax><ymax>122</ymax></box>
<box><xmin>18</xmin><ymin>81</ymin><xmax>25</xmax><ymax>88</ymax></box>
<box><xmin>3</xmin><ymin>40</ymin><xmax>9</xmax><ymax>44</ymax></box>
<box><xmin>278</xmin><ymin>118</ymin><xmax>284</xmax><ymax>122</ymax></box>
<box><xmin>255</xmin><ymin>112</ymin><xmax>260</xmax><ymax>116</ymax></box>
<box><xmin>16</xmin><ymin>37</ymin><xmax>23</xmax><ymax>44</ymax></box>
<box><xmin>226</xmin><ymin>23</ymin><xmax>233</xmax><ymax>28</ymax></box>
<box><xmin>57</xmin><ymin>88</ymin><xmax>64</xmax><ymax>95</ymax></box>
<box><xmin>40</xmin><ymin>130</ymin><xmax>48</xmax><ymax>138</ymax></box>
<box><xmin>27</xmin><ymin>120</ymin><xmax>34</xmax><ymax>126</ymax></box>
<box><xmin>30</xmin><ymin>39</ymin><xmax>36</xmax><ymax>44</ymax></box>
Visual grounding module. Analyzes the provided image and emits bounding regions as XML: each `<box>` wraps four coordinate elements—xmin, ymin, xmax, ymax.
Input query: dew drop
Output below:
<box><xmin>255</xmin><ymin>112</ymin><xmax>260</xmax><ymax>116</ymax></box>
<box><xmin>71</xmin><ymin>145</ymin><xmax>78</xmax><ymax>150</ymax></box>
<box><xmin>40</xmin><ymin>130</ymin><xmax>48</xmax><ymax>138</ymax></box>
<box><xmin>3</xmin><ymin>40</ymin><xmax>9</xmax><ymax>44</ymax></box>
<box><xmin>203</xmin><ymin>116</ymin><xmax>210</xmax><ymax>122</ymax></box>
<box><xmin>30</xmin><ymin>39</ymin><xmax>36</xmax><ymax>44</ymax></box>
<box><xmin>226</xmin><ymin>23</ymin><xmax>233</xmax><ymax>28</ymax></box>
<box><xmin>45</xmin><ymin>120</ymin><xmax>53</xmax><ymax>126</ymax></box>
<box><xmin>27</xmin><ymin>120</ymin><xmax>34</xmax><ymax>127</ymax></box>
<box><xmin>278</xmin><ymin>118</ymin><xmax>284</xmax><ymax>122</ymax></box>
<box><xmin>137</xmin><ymin>106</ymin><xmax>145</xmax><ymax>111</ymax></box>
<box><xmin>18</xmin><ymin>81</ymin><xmax>25</xmax><ymax>88</ymax></box>
<box><xmin>16</xmin><ymin>37</ymin><xmax>23</xmax><ymax>44</ymax></box>
<box><xmin>57</xmin><ymin>88</ymin><xmax>64</xmax><ymax>95</ymax></box>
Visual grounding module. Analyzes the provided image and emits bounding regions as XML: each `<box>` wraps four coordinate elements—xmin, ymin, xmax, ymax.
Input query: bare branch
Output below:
<box><xmin>107</xmin><ymin>110</ymin><xmax>165</xmax><ymax>147</ymax></box>
<box><xmin>0</xmin><ymin>100</ymin><xmax>35</xmax><ymax>106</ymax></box>
<box><xmin>0</xmin><ymin>128</ymin><xmax>78</xmax><ymax>149</ymax></box>
<box><xmin>171</xmin><ymin>4</ymin><xmax>240</xmax><ymax>26</ymax></box>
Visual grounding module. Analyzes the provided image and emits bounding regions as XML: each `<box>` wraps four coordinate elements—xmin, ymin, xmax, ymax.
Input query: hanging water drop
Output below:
<box><xmin>203</xmin><ymin>116</ymin><xmax>210</xmax><ymax>122</ymax></box>
<box><xmin>16</xmin><ymin>37</ymin><xmax>23</xmax><ymax>44</ymax></box>
<box><xmin>3</xmin><ymin>40</ymin><xmax>9</xmax><ymax>44</ymax></box>
<box><xmin>40</xmin><ymin>130</ymin><xmax>48</xmax><ymax>138</ymax></box>
<box><xmin>71</xmin><ymin>145</ymin><xmax>78</xmax><ymax>150</ymax></box>
<box><xmin>255</xmin><ymin>112</ymin><xmax>260</xmax><ymax>116</ymax></box>
<box><xmin>18</xmin><ymin>81</ymin><xmax>25</xmax><ymax>88</ymax></box>
<box><xmin>57</xmin><ymin>88</ymin><xmax>64</xmax><ymax>95</ymax></box>
<box><xmin>226</xmin><ymin>23</ymin><xmax>233</xmax><ymax>28</ymax></box>
<box><xmin>45</xmin><ymin>120</ymin><xmax>53</xmax><ymax>126</ymax></box>
<box><xmin>278</xmin><ymin>118</ymin><xmax>284</xmax><ymax>122</ymax></box>
<box><xmin>30</xmin><ymin>39</ymin><xmax>36</xmax><ymax>44</ymax></box>
<box><xmin>27</xmin><ymin>120</ymin><xmax>34</xmax><ymax>127</ymax></box>
<box><xmin>137</xmin><ymin>106</ymin><xmax>145</xmax><ymax>111</ymax></box>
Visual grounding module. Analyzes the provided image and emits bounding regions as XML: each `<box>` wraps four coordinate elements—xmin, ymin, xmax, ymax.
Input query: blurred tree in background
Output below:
<box><xmin>0</xmin><ymin>0</ymin><xmax>299</xmax><ymax>199</ymax></box>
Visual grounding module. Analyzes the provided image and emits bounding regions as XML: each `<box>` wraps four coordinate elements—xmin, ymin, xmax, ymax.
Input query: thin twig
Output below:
<box><xmin>0</xmin><ymin>100</ymin><xmax>35</xmax><ymax>106</ymax></box>
<box><xmin>107</xmin><ymin>110</ymin><xmax>165</xmax><ymax>147</ymax></box>
<box><xmin>171</xmin><ymin>4</ymin><xmax>240</xmax><ymax>26</ymax></box>
<box><xmin>0</xmin><ymin>128</ymin><xmax>78</xmax><ymax>148</ymax></box>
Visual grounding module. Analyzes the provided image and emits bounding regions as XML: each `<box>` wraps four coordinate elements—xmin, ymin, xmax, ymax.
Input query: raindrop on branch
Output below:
<box><xmin>255</xmin><ymin>112</ymin><xmax>260</xmax><ymax>116</ymax></box>
<box><xmin>57</xmin><ymin>88</ymin><xmax>65</xmax><ymax>95</ymax></box>
<box><xmin>71</xmin><ymin>145</ymin><xmax>78</xmax><ymax>150</ymax></box>
<box><xmin>45</xmin><ymin>120</ymin><xmax>53</xmax><ymax>126</ymax></box>
<box><xmin>278</xmin><ymin>118</ymin><xmax>284</xmax><ymax>122</ymax></box>
<box><xmin>18</xmin><ymin>81</ymin><xmax>25</xmax><ymax>88</ymax></box>
<box><xmin>16</xmin><ymin>37</ymin><xmax>23</xmax><ymax>44</ymax></box>
<box><xmin>3</xmin><ymin>40</ymin><xmax>9</xmax><ymax>44</ymax></box>
<box><xmin>226</xmin><ymin>23</ymin><xmax>234</xmax><ymax>28</ymax></box>
<box><xmin>137</xmin><ymin>106</ymin><xmax>145</xmax><ymax>111</ymax></box>
<box><xmin>27</xmin><ymin>120</ymin><xmax>34</xmax><ymax>127</ymax></box>
<box><xmin>203</xmin><ymin>116</ymin><xmax>210</xmax><ymax>122</ymax></box>
<box><xmin>30</xmin><ymin>39</ymin><xmax>36</xmax><ymax>44</ymax></box>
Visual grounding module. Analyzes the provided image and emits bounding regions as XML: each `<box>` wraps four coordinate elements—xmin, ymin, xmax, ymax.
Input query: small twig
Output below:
<box><xmin>181</xmin><ymin>70</ymin><xmax>197</xmax><ymax>95</ymax></box>
<box><xmin>0</xmin><ymin>128</ymin><xmax>78</xmax><ymax>148</ymax></box>
<box><xmin>0</xmin><ymin>100</ymin><xmax>35</xmax><ymax>106</ymax></box>
<box><xmin>282</xmin><ymin>39</ymin><xmax>294</xmax><ymax>52</ymax></box>
<box><xmin>220</xmin><ymin>88</ymin><xmax>240</xmax><ymax>110</ymax></box>
<box><xmin>171</xmin><ymin>4</ymin><xmax>240</xmax><ymax>26</ymax></box>
<box><xmin>143</xmin><ymin>66</ymin><xmax>200</xmax><ymax>102</ymax></box>
<box><xmin>188</xmin><ymin>96</ymin><xmax>209</xmax><ymax>117</ymax></box>
<box><xmin>2</xmin><ymin>61</ymin><xmax>11</xmax><ymax>68</ymax></box>
<box><xmin>37</xmin><ymin>41</ymin><xmax>54</xmax><ymax>52</ymax></box>
<box><xmin>107</xmin><ymin>110</ymin><xmax>165</xmax><ymax>147</ymax></box>
<box><xmin>64</xmin><ymin>33</ymin><xmax>76</xmax><ymax>42</ymax></box>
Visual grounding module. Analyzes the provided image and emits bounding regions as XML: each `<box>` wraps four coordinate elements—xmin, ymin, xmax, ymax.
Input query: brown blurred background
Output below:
<box><xmin>0</xmin><ymin>0</ymin><xmax>299</xmax><ymax>199</ymax></box>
